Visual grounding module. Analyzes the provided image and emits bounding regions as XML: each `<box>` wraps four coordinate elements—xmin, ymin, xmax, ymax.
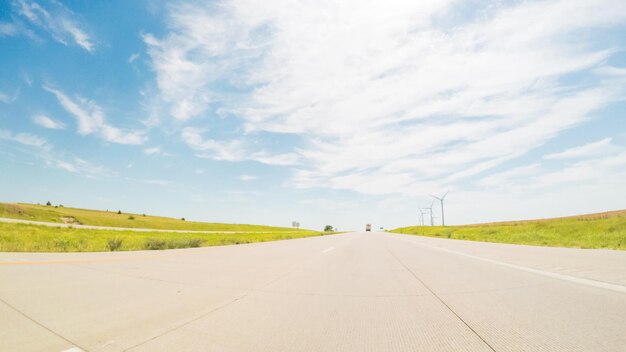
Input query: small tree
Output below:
<box><xmin>324</xmin><ymin>225</ymin><xmax>334</xmax><ymax>232</ymax></box>
<box><xmin>46</xmin><ymin>201</ymin><xmax>52</xmax><ymax>206</ymax></box>
<box><xmin>181</xmin><ymin>217</ymin><xmax>186</xmax><ymax>221</ymax></box>
<box><xmin>117</xmin><ymin>210</ymin><xmax>122</xmax><ymax>214</ymax></box>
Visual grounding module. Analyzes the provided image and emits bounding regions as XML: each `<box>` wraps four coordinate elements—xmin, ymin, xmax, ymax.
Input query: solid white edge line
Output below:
<box><xmin>392</xmin><ymin>235</ymin><xmax>626</xmax><ymax>294</ymax></box>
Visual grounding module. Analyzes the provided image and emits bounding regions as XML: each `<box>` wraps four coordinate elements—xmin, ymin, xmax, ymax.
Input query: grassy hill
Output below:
<box><xmin>390</xmin><ymin>210</ymin><xmax>626</xmax><ymax>250</ymax></box>
<box><xmin>0</xmin><ymin>202</ymin><xmax>334</xmax><ymax>252</ymax></box>
<box><xmin>0</xmin><ymin>222</ymin><xmax>328</xmax><ymax>252</ymax></box>
<box><xmin>0</xmin><ymin>202</ymin><xmax>297</xmax><ymax>232</ymax></box>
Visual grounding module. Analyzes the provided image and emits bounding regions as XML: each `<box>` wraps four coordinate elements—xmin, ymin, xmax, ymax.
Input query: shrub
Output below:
<box><xmin>117</xmin><ymin>210</ymin><xmax>122</xmax><ymax>214</ymax></box>
<box><xmin>186</xmin><ymin>239</ymin><xmax>203</xmax><ymax>248</ymax></box>
<box><xmin>144</xmin><ymin>238</ymin><xmax>203</xmax><ymax>250</ymax></box>
<box><xmin>46</xmin><ymin>201</ymin><xmax>51</xmax><ymax>206</ymax></box>
<box><xmin>144</xmin><ymin>239</ymin><xmax>166</xmax><ymax>250</ymax></box>
<box><xmin>324</xmin><ymin>225</ymin><xmax>334</xmax><ymax>232</ymax></box>
<box><xmin>128</xmin><ymin>216</ymin><xmax>135</xmax><ymax>220</ymax></box>
<box><xmin>107</xmin><ymin>238</ymin><xmax>123</xmax><ymax>251</ymax></box>
<box><xmin>54</xmin><ymin>238</ymin><xmax>72</xmax><ymax>251</ymax></box>
<box><xmin>181</xmin><ymin>217</ymin><xmax>185</xmax><ymax>221</ymax></box>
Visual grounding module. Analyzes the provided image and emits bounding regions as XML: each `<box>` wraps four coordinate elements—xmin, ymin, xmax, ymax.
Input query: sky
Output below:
<box><xmin>1</xmin><ymin>0</ymin><xmax>625</xmax><ymax>231</ymax></box>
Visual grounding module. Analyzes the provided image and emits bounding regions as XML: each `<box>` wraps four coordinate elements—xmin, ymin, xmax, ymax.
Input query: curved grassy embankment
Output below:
<box><xmin>0</xmin><ymin>222</ymin><xmax>330</xmax><ymax>252</ymax></box>
<box><xmin>0</xmin><ymin>202</ymin><xmax>336</xmax><ymax>252</ymax></box>
<box><xmin>391</xmin><ymin>210</ymin><xmax>626</xmax><ymax>250</ymax></box>
<box><xmin>0</xmin><ymin>202</ymin><xmax>295</xmax><ymax>232</ymax></box>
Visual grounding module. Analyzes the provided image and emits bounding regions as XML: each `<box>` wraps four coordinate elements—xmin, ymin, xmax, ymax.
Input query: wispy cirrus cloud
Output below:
<box><xmin>0</xmin><ymin>21</ymin><xmax>19</xmax><ymax>36</ymax></box>
<box><xmin>544</xmin><ymin>138</ymin><xmax>616</xmax><ymax>160</ymax></box>
<box><xmin>0</xmin><ymin>90</ymin><xmax>19</xmax><ymax>104</ymax></box>
<box><xmin>143</xmin><ymin>146</ymin><xmax>161</xmax><ymax>155</ymax></box>
<box><xmin>238</xmin><ymin>174</ymin><xmax>256</xmax><ymax>181</ymax></box>
<box><xmin>33</xmin><ymin>114</ymin><xmax>65</xmax><ymax>129</ymax></box>
<box><xmin>0</xmin><ymin>128</ymin><xmax>112</xmax><ymax>178</ymax></box>
<box><xmin>12</xmin><ymin>0</ymin><xmax>95</xmax><ymax>52</ymax></box>
<box><xmin>146</xmin><ymin>0</ymin><xmax>626</xmax><ymax>200</ymax></box>
<box><xmin>52</xmin><ymin>157</ymin><xmax>113</xmax><ymax>178</ymax></box>
<box><xmin>181</xmin><ymin>127</ymin><xmax>300</xmax><ymax>165</ymax></box>
<box><xmin>0</xmin><ymin>129</ymin><xmax>49</xmax><ymax>149</ymax></box>
<box><xmin>43</xmin><ymin>85</ymin><xmax>147</xmax><ymax>145</ymax></box>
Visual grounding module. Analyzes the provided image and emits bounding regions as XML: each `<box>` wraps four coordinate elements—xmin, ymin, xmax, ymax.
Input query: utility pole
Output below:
<box><xmin>430</xmin><ymin>191</ymin><xmax>449</xmax><ymax>226</ymax></box>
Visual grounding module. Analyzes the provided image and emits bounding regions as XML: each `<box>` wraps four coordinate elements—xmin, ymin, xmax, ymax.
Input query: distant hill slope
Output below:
<box><xmin>0</xmin><ymin>202</ymin><xmax>299</xmax><ymax>232</ymax></box>
<box><xmin>391</xmin><ymin>210</ymin><xmax>626</xmax><ymax>250</ymax></box>
<box><xmin>466</xmin><ymin>209</ymin><xmax>626</xmax><ymax>226</ymax></box>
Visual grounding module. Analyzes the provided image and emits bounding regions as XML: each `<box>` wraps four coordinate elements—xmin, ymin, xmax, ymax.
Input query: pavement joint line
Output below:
<box><xmin>391</xmin><ymin>234</ymin><xmax>626</xmax><ymax>294</ymax></box>
<box><xmin>123</xmin><ymin>290</ymin><xmax>254</xmax><ymax>351</ymax></box>
<box><xmin>381</xmin><ymin>239</ymin><xmax>498</xmax><ymax>352</ymax></box>
<box><xmin>123</xmin><ymin>249</ymin><xmax>321</xmax><ymax>351</ymax></box>
<box><xmin>0</xmin><ymin>295</ymin><xmax>89</xmax><ymax>352</ymax></box>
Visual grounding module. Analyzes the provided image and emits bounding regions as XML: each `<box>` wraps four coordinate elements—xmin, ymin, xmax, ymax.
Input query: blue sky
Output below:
<box><xmin>1</xmin><ymin>0</ymin><xmax>625</xmax><ymax>231</ymax></box>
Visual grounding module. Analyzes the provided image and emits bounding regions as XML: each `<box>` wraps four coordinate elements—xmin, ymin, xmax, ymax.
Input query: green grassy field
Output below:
<box><xmin>0</xmin><ymin>222</ymin><xmax>331</xmax><ymax>252</ymax></box>
<box><xmin>390</xmin><ymin>210</ymin><xmax>626</xmax><ymax>250</ymax></box>
<box><xmin>0</xmin><ymin>202</ymin><xmax>297</xmax><ymax>232</ymax></box>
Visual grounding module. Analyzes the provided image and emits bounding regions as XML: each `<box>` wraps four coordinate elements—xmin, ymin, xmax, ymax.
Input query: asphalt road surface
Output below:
<box><xmin>1</xmin><ymin>232</ymin><xmax>625</xmax><ymax>351</ymax></box>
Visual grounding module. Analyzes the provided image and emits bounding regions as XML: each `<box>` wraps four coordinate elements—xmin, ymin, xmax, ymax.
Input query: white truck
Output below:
<box><xmin>365</xmin><ymin>224</ymin><xmax>372</xmax><ymax>232</ymax></box>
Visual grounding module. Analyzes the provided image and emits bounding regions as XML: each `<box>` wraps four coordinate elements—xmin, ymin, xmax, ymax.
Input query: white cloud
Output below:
<box><xmin>544</xmin><ymin>138</ymin><xmax>615</xmax><ymax>159</ymax></box>
<box><xmin>181</xmin><ymin>127</ymin><xmax>300</xmax><ymax>165</ymax></box>
<box><xmin>239</xmin><ymin>174</ymin><xmax>256</xmax><ymax>181</ymax></box>
<box><xmin>147</xmin><ymin>0</ymin><xmax>626</xmax><ymax>201</ymax></box>
<box><xmin>127</xmin><ymin>178</ymin><xmax>173</xmax><ymax>187</ymax></box>
<box><xmin>43</xmin><ymin>85</ymin><xmax>146</xmax><ymax>145</ymax></box>
<box><xmin>33</xmin><ymin>114</ymin><xmax>65</xmax><ymax>129</ymax></box>
<box><xmin>0</xmin><ymin>21</ymin><xmax>19</xmax><ymax>36</ymax></box>
<box><xmin>128</xmin><ymin>53</ymin><xmax>139</xmax><ymax>63</ymax></box>
<box><xmin>50</xmin><ymin>157</ymin><xmax>112</xmax><ymax>178</ymax></box>
<box><xmin>143</xmin><ymin>146</ymin><xmax>161</xmax><ymax>155</ymax></box>
<box><xmin>13</xmin><ymin>0</ymin><xmax>95</xmax><ymax>52</ymax></box>
<box><xmin>0</xmin><ymin>90</ymin><xmax>19</xmax><ymax>104</ymax></box>
<box><xmin>181</xmin><ymin>127</ymin><xmax>247</xmax><ymax>161</ymax></box>
<box><xmin>0</xmin><ymin>129</ymin><xmax>49</xmax><ymax>149</ymax></box>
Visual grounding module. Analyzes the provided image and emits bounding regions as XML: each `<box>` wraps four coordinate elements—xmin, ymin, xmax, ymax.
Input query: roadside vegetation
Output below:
<box><xmin>391</xmin><ymin>210</ymin><xmax>626</xmax><ymax>250</ymax></box>
<box><xmin>0</xmin><ymin>222</ymin><xmax>329</xmax><ymax>252</ymax></box>
<box><xmin>0</xmin><ymin>202</ymin><xmax>298</xmax><ymax>232</ymax></box>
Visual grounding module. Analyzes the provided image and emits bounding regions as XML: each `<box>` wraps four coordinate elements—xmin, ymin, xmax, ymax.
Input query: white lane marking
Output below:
<box><xmin>392</xmin><ymin>236</ymin><xmax>626</xmax><ymax>294</ymax></box>
<box><xmin>322</xmin><ymin>247</ymin><xmax>335</xmax><ymax>254</ymax></box>
<box><xmin>61</xmin><ymin>348</ymin><xmax>85</xmax><ymax>352</ymax></box>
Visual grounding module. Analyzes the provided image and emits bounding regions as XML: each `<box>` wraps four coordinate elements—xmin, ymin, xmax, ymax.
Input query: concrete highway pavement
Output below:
<box><xmin>1</xmin><ymin>232</ymin><xmax>625</xmax><ymax>351</ymax></box>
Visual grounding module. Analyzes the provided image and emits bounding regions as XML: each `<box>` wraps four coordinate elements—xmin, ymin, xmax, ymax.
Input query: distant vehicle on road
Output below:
<box><xmin>365</xmin><ymin>224</ymin><xmax>371</xmax><ymax>232</ymax></box>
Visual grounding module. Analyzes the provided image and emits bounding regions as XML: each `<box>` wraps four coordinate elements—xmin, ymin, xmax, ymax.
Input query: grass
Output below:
<box><xmin>0</xmin><ymin>222</ymin><xmax>331</xmax><ymax>252</ymax></box>
<box><xmin>390</xmin><ymin>210</ymin><xmax>626</xmax><ymax>250</ymax></box>
<box><xmin>0</xmin><ymin>202</ymin><xmax>299</xmax><ymax>232</ymax></box>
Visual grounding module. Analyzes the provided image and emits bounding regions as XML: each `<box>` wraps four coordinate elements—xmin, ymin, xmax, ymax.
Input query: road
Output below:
<box><xmin>1</xmin><ymin>232</ymin><xmax>625</xmax><ymax>351</ymax></box>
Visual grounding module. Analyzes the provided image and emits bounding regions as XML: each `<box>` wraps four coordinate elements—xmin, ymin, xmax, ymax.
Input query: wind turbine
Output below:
<box><xmin>420</xmin><ymin>207</ymin><xmax>431</xmax><ymax>227</ymax></box>
<box><xmin>419</xmin><ymin>208</ymin><xmax>429</xmax><ymax>226</ymax></box>
<box><xmin>430</xmin><ymin>191</ymin><xmax>449</xmax><ymax>226</ymax></box>
<box><xmin>426</xmin><ymin>200</ymin><xmax>435</xmax><ymax>226</ymax></box>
